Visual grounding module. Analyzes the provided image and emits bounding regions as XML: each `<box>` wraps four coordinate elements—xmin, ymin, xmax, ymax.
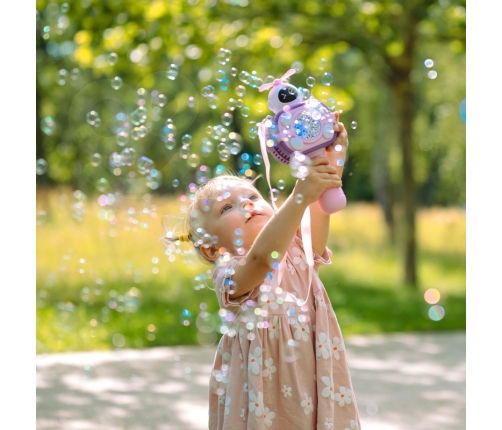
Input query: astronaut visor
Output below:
<box><xmin>278</xmin><ymin>86</ymin><xmax>298</xmax><ymax>103</ymax></box>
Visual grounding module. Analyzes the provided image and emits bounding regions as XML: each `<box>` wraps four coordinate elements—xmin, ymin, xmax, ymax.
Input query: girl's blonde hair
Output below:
<box><xmin>163</xmin><ymin>174</ymin><xmax>261</xmax><ymax>263</ymax></box>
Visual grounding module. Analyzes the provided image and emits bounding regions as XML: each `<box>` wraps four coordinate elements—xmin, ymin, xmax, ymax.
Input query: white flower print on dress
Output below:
<box><xmin>263</xmin><ymin>407</ymin><xmax>276</xmax><ymax>427</ymax></box>
<box><xmin>324</xmin><ymin>417</ymin><xmax>334</xmax><ymax>429</ymax></box>
<box><xmin>269</xmin><ymin>316</ymin><xmax>280</xmax><ymax>339</ymax></box>
<box><xmin>321</xmin><ymin>376</ymin><xmax>335</xmax><ymax>401</ymax></box>
<box><xmin>292</xmin><ymin>247</ymin><xmax>307</xmax><ymax>271</ymax></box>
<box><xmin>240</xmin><ymin>408</ymin><xmax>246</xmax><ymax>421</ymax></box>
<box><xmin>281</xmin><ymin>385</ymin><xmax>292</xmax><ymax>398</ymax></box>
<box><xmin>300</xmin><ymin>393</ymin><xmax>314</xmax><ymax>415</ymax></box>
<box><xmin>262</xmin><ymin>358</ymin><xmax>277</xmax><ymax>381</ymax></box>
<box><xmin>218</xmin><ymin>395</ymin><xmax>225</xmax><ymax>405</ymax></box>
<box><xmin>249</xmin><ymin>346</ymin><xmax>263</xmax><ymax>375</ymax></box>
<box><xmin>287</xmin><ymin>261</ymin><xmax>296</xmax><ymax>276</ymax></box>
<box><xmin>224</xmin><ymin>396</ymin><xmax>231</xmax><ymax>415</ymax></box>
<box><xmin>238</xmin><ymin>328</ymin><xmax>245</xmax><ymax>343</ymax></box>
<box><xmin>331</xmin><ymin>336</ymin><xmax>345</xmax><ymax>360</ymax></box>
<box><xmin>344</xmin><ymin>420</ymin><xmax>360</xmax><ymax>430</ymax></box>
<box><xmin>293</xmin><ymin>319</ymin><xmax>310</xmax><ymax>341</ymax></box>
<box><xmin>239</xmin><ymin>352</ymin><xmax>244</xmax><ymax>369</ymax></box>
<box><xmin>222</xmin><ymin>352</ymin><xmax>231</xmax><ymax>361</ymax></box>
<box><xmin>316</xmin><ymin>332</ymin><xmax>331</xmax><ymax>359</ymax></box>
<box><xmin>316</xmin><ymin>293</ymin><xmax>328</xmax><ymax>309</ymax></box>
<box><xmin>249</xmin><ymin>391</ymin><xmax>264</xmax><ymax>417</ymax></box>
<box><xmin>243</xmin><ymin>382</ymin><xmax>248</xmax><ymax>392</ymax></box>
<box><xmin>260</xmin><ymin>291</ymin><xmax>279</xmax><ymax>311</ymax></box>
<box><xmin>334</xmin><ymin>386</ymin><xmax>353</xmax><ymax>407</ymax></box>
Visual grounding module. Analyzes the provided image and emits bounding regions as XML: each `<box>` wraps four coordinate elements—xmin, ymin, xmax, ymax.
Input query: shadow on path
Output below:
<box><xmin>36</xmin><ymin>331</ymin><xmax>465</xmax><ymax>430</ymax></box>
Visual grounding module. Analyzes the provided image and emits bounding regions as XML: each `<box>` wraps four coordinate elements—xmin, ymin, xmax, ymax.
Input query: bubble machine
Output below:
<box><xmin>257</xmin><ymin>69</ymin><xmax>346</xmax><ymax>214</ymax></box>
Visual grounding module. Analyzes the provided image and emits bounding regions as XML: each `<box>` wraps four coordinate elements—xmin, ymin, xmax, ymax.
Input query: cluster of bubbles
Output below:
<box><xmin>424</xmin><ymin>58</ymin><xmax>438</xmax><ymax>79</ymax></box>
<box><xmin>423</xmin><ymin>288</ymin><xmax>445</xmax><ymax>321</ymax></box>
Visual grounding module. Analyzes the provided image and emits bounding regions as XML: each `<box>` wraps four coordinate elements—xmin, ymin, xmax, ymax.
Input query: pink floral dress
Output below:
<box><xmin>208</xmin><ymin>232</ymin><xmax>361</xmax><ymax>430</ymax></box>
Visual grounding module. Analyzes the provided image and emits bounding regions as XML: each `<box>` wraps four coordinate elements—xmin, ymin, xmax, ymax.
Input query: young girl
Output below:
<box><xmin>166</xmin><ymin>117</ymin><xmax>360</xmax><ymax>429</ymax></box>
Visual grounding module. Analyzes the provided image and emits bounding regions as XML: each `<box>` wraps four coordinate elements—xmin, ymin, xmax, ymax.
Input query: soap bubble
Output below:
<box><xmin>138</xmin><ymin>156</ymin><xmax>154</xmax><ymax>175</ymax></box>
<box><xmin>201</xmin><ymin>138</ymin><xmax>214</xmax><ymax>155</ymax></box>
<box><xmin>107</xmin><ymin>52</ymin><xmax>119</xmax><ymax>66</ymax></box>
<box><xmin>351</xmin><ymin>121</ymin><xmax>358</xmax><ymax>129</ymax></box>
<box><xmin>336</xmin><ymin>159</ymin><xmax>345</xmax><ymax>166</ymax></box>
<box><xmin>131</xmin><ymin>125</ymin><xmax>147</xmax><ymax>140</ymax></box>
<box><xmin>172</xmin><ymin>179</ymin><xmax>180</xmax><ymax>187</ymax></box>
<box><xmin>334</xmin><ymin>144</ymin><xmax>343</xmax><ymax>152</ymax></box>
<box><xmin>112</xmin><ymin>333</ymin><xmax>125</xmax><ymax>347</ymax></box>
<box><xmin>321</xmin><ymin>72</ymin><xmax>334</xmax><ymax>86</ymax></box>
<box><xmin>248</xmin><ymin>126</ymin><xmax>258</xmax><ymax>140</ymax></box>
<box><xmin>253</xmin><ymin>154</ymin><xmax>263</xmax><ymax>166</ymax></box>
<box><xmin>239</xmin><ymin>70</ymin><xmax>250</xmax><ymax>84</ymax></box>
<box><xmin>221</xmin><ymin>113</ymin><xmax>233</xmax><ymax>126</ymax></box>
<box><xmin>154</xmin><ymin>94</ymin><xmax>167</xmax><ymax>107</ymax></box>
<box><xmin>86</xmin><ymin>111</ymin><xmax>101</xmax><ymax>127</ymax></box>
<box><xmin>180</xmin><ymin>309</ymin><xmax>193</xmax><ymax>326</ymax></box>
<box><xmin>306</xmin><ymin>76</ymin><xmax>316</xmax><ymax>87</ymax></box>
<box><xmin>182</xmin><ymin>134</ymin><xmax>192</xmax><ymax>145</ymax></box>
<box><xmin>227</xmin><ymin>98</ymin><xmax>237</xmax><ymax>111</ymax></box>
<box><xmin>96</xmin><ymin>178</ymin><xmax>109</xmax><ymax>192</ymax></box>
<box><xmin>215</xmin><ymin>69</ymin><xmax>226</xmax><ymax>82</ymax></box>
<box><xmin>235</xmin><ymin>85</ymin><xmax>246</xmax><ymax>97</ymax></box>
<box><xmin>120</xmin><ymin>148</ymin><xmax>137</xmax><ymax>166</ymax></box>
<box><xmin>291</xmin><ymin>61</ymin><xmax>304</xmax><ymax>72</ymax></box>
<box><xmin>36</xmin><ymin>210</ymin><xmax>48</xmax><ymax>225</ymax></box>
<box><xmin>428</xmin><ymin>305</ymin><xmax>445</xmax><ymax>321</ymax></box>
<box><xmin>424</xmin><ymin>288</ymin><xmax>440</xmax><ymax>304</ymax></box>
<box><xmin>167</xmin><ymin>64</ymin><xmax>179</xmax><ymax>80</ymax></box>
<box><xmin>179</xmin><ymin>144</ymin><xmax>190</xmax><ymax>160</ymax></box>
<box><xmin>111</xmin><ymin>76</ymin><xmax>123</xmax><ymax>90</ymax></box>
<box><xmin>70</xmin><ymin>68</ymin><xmax>80</xmax><ymax>82</ymax></box>
<box><xmin>36</xmin><ymin>159</ymin><xmax>48</xmax><ymax>175</ymax></box>
<box><xmin>366</xmin><ymin>404</ymin><xmax>378</xmax><ymax>415</ymax></box>
<box><xmin>201</xmin><ymin>85</ymin><xmax>215</xmax><ymax>98</ymax></box>
<box><xmin>217</xmin><ymin>48</ymin><xmax>232</xmax><ymax>65</ymax></box>
<box><xmin>57</xmin><ymin>69</ymin><xmax>68</xmax><ymax>86</ymax></box>
<box><xmin>187</xmin><ymin>153</ymin><xmax>201</xmax><ymax>168</ymax></box>
<box><xmin>318</xmin><ymin>58</ymin><xmax>328</xmax><ymax>70</ymax></box>
<box><xmin>428</xmin><ymin>70</ymin><xmax>438</xmax><ymax>79</ymax></box>
<box><xmin>41</xmin><ymin>117</ymin><xmax>56</xmax><ymax>135</ymax></box>
<box><xmin>230</xmin><ymin>67</ymin><xmax>238</xmax><ymax>77</ymax></box>
<box><xmin>109</xmin><ymin>152</ymin><xmax>122</xmax><ymax>168</ymax></box>
<box><xmin>241</xmin><ymin>106</ymin><xmax>251</xmax><ymax>118</ymax></box>
<box><xmin>424</xmin><ymin>59</ymin><xmax>434</xmax><ymax>68</ymax></box>
<box><xmin>131</xmin><ymin>106</ymin><xmax>147</xmax><ymax>125</ymax></box>
<box><xmin>277</xmin><ymin>179</ymin><xmax>286</xmax><ymax>190</ymax></box>
<box><xmin>90</xmin><ymin>153</ymin><xmax>102</xmax><ymax>166</ymax></box>
<box><xmin>294</xmin><ymin>194</ymin><xmax>304</xmax><ymax>204</ymax></box>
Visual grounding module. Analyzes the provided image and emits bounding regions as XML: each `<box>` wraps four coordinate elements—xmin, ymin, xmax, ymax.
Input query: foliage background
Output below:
<box><xmin>36</xmin><ymin>0</ymin><xmax>466</xmax><ymax>353</ymax></box>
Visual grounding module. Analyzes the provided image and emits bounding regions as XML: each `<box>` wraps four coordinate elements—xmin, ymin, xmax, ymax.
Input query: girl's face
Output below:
<box><xmin>202</xmin><ymin>182</ymin><xmax>274</xmax><ymax>257</ymax></box>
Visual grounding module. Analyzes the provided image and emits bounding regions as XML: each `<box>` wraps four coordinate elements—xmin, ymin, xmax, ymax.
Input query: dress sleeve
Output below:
<box><xmin>213</xmin><ymin>256</ymin><xmax>256</xmax><ymax>308</ymax></box>
<box><xmin>293</xmin><ymin>229</ymin><xmax>332</xmax><ymax>269</ymax></box>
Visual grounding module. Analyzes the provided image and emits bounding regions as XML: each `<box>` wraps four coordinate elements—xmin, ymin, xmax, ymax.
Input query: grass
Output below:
<box><xmin>36</xmin><ymin>187</ymin><xmax>466</xmax><ymax>354</ymax></box>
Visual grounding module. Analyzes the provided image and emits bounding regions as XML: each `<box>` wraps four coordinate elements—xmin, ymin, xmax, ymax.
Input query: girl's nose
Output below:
<box><xmin>239</xmin><ymin>197</ymin><xmax>254</xmax><ymax>211</ymax></box>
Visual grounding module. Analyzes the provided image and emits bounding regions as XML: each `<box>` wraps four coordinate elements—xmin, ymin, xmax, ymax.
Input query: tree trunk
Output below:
<box><xmin>386</xmin><ymin>14</ymin><xmax>419</xmax><ymax>288</ymax></box>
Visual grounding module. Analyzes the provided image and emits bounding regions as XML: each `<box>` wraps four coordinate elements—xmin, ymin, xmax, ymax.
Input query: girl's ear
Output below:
<box><xmin>199</xmin><ymin>245</ymin><xmax>219</xmax><ymax>262</ymax></box>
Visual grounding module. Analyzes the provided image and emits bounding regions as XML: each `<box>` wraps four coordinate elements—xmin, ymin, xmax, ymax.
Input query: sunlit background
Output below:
<box><xmin>36</xmin><ymin>0</ymin><xmax>466</xmax><ymax>355</ymax></box>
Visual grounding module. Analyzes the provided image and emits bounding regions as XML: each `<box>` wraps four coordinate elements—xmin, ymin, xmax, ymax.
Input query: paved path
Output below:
<box><xmin>36</xmin><ymin>331</ymin><xmax>465</xmax><ymax>430</ymax></box>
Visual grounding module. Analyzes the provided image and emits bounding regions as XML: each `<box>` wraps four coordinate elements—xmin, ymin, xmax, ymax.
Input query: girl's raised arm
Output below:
<box><xmin>230</xmin><ymin>158</ymin><xmax>339</xmax><ymax>300</ymax></box>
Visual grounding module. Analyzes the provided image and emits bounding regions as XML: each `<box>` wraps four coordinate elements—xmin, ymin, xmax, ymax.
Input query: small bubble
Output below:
<box><xmin>277</xmin><ymin>179</ymin><xmax>286</xmax><ymax>190</ymax></box>
<box><xmin>111</xmin><ymin>76</ymin><xmax>123</xmax><ymax>90</ymax></box>
<box><xmin>428</xmin><ymin>70</ymin><xmax>438</xmax><ymax>79</ymax></box>
<box><xmin>321</xmin><ymin>72</ymin><xmax>334</xmax><ymax>86</ymax></box>
<box><xmin>36</xmin><ymin>210</ymin><xmax>48</xmax><ymax>225</ymax></box>
<box><xmin>291</xmin><ymin>61</ymin><xmax>304</xmax><ymax>72</ymax></box>
<box><xmin>172</xmin><ymin>179</ymin><xmax>180</xmax><ymax>187</ymax></box>
<box><xmin>182</xmin><ymin>134</ymin><xmax>192</xmax><ymax>145</ymax></box>
<box><xmin>424</xmin><ymin>288</ymin><xmax>440</xmax><ymax>304</ymax></box>
<box><xmin>86</xmin><ymin>111</ymin><xmax>101</xmax><ymax>127</ymax></box>
<box><xmin>334</xmin><ymin>144</ymin><xmax>343</xmax><ymax>152</ymax></box>
<box><xmin>351</xmin><ymin>121</ymin><xmax>358</xmax><ymax>130</ymax></box>
<box><xmin>336</xmin><ymin>159</ymin><xmax>345</xmax><ymax>166</ymax></box>
<box><xmin>366</xmin><ymin>404</ymin><xmax>378</xmax><ymax>415</ymax></box>
<box><xmin>235</xmin><ymin>85</ymin><xmax>246</xmax><ymax>97</ymax></box>
<box><xmin>306</xmin><ymin>76</ymin><xmax>316</xmax><ymax>87</ymax></box>
<box><xmin>294</xmin><ymin>194</ymin><xmax>304</xmax><ymax>204</ymax></box>
<box><xmin>95</xmin><ymin>178</ymin><xmax>109</xmax><ymax>192</ymax></box>
<box><xmin>112</xmin><ymin>333</ymin><xmax>125</xmax><ymax>348</ymax></box>
<box><xmin>107</xmin><ymin>53</ymin><xmax>119</xmax><ymax>66</ymax></box>
<box><xmin>221</xmin><ymin>113</ymin><xmax>233</xmax><ymax>126</ymax></box>
<box><xmin>428</xmin><ymin>305</ymin><xmax>445</xmax><ymax>321</ymax></box>
<box><xmin>36</xmin><ymin>159</ymin><xmax>48</xmax><ymax>175</ymax></box>
<box><xmin>424</xmin><ymin>59</ymin><xmax>434</xmax><ymax>68</ymax></box>
<box><xmin>41</xmin><ymin>116</ymin><xmax>56</xmax><ymax>135</ymax></box>
<box><xmin>167</xmin><ymin>64</ymin><xmax>179</xmax><ymax>80</ymax></box>
<box><xmin>241</xmin><ymin>106</ymin><xmax>251</xmax><ymax>118</ymax></box>
<box><xmin>90</xmin><ymin>153</ymin><xmax>102</xmax><ymax>167</ymax></box>
<box><xmin>318</xmin><ymin>58</ymin><xmax>328</xmax><ymax>70</ymax></box>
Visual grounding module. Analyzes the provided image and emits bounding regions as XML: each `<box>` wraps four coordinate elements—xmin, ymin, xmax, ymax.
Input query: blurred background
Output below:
<box><xmin>36</xmin><ymin>0</ymin><xmax>465</xmax><ymax>354</ymax></box>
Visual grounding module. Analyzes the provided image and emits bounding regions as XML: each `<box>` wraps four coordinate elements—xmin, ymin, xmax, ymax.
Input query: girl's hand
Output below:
<box><xmin>294</xmin><ymin>157</ymin><xmax>341</xmax><ymax>205</ymax></box>
<box><xmin>326</xmin><ymin>112</ymin><xmax>349</xmax><ymax>154</ymax></box>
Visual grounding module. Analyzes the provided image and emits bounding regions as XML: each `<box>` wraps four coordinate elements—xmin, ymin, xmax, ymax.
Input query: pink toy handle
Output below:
<box><xmin>308</xmin><ymin>149</ymin><xmax>347</xmax><ymax>215</ymax></box>
<box><xmin>318</xmin><ymin>186</ymin><xmax>346</xmax><ymax>214</ymax></box>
